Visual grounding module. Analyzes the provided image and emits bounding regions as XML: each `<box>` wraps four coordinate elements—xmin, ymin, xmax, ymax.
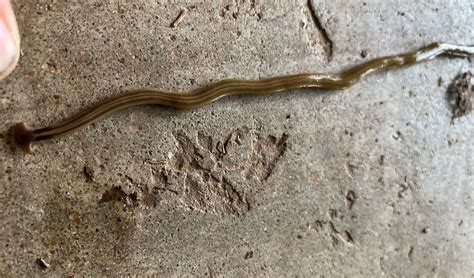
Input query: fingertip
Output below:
<box><xmin>0</xmin><ymin>0</ymin><xmax>20</xmax><ymax>80</ymax></box>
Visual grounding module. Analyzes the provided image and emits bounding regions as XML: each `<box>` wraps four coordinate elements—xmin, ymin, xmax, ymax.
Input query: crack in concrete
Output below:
<box><xmin>306</xmin><ymin>0</ymin><xmax>333</xmax><ymax>61</ymax></box>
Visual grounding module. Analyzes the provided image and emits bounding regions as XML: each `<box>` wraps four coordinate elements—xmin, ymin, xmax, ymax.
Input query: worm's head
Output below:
<box><xmin>12</xmin><ymin>122</ymin><xmax>34</xmax><ymax>154</ymax></box>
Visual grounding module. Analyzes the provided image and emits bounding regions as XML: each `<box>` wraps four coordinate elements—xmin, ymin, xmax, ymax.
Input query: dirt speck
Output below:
<box><xmin>379</xmin><ymin>155</ymin><xmax>385</xmax><ymax>166</ymax></box>
<box><xmin>437</xmin><ymin>77</ymin><xmax>443</xmax><ymax>87</ymax></box>
<box><xmin>244</xmin><ymin>250</ymin><xmax>254</xmax><ymax>259</ymax></box>
<box><xmin>392</xmin><ymin>131</ymin><xmax>403</xmax><ymax>140</ymax></box>
<box><xmin>74</xmin><ymin>214</ymin><xmax>81</xmax><ymax>225</ymax></box>
<box><xmin>448</xmin><ymin>72</ymin><xmax>473</xmax><ymax>119</ymax></box>
<box><xmin>170</xmin><ymin>8</ymin><xmax>187</xmax><ymax>28</ymax></box>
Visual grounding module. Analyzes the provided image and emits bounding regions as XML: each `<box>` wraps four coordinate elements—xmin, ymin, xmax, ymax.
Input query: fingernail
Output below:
<box><xmin>0</xmin><ymin>18</ymin><xmax>17</xmax><ymax>78</ymax></box>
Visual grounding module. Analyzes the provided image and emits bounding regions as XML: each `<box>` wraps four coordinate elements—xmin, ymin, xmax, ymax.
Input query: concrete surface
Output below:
<box><xmin>1</xmin><ymin>0</ymin><xmax>473</xmax><ymax>276</ymax></box>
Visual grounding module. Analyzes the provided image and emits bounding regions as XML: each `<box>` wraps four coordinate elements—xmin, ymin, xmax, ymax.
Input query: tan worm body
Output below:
<box><xmin>12</xmin><ymin>42</ymin><xmax>474</xmax><ymax>153</ymax></box>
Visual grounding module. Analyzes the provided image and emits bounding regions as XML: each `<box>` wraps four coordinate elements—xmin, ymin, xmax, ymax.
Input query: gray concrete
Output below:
<box><xmin>1</xmin><ymin>0</ymin><xmax>473</xmax><ymax>276</ymax></box>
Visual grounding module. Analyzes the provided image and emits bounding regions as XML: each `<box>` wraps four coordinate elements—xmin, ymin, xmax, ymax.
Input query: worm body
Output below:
<box><xmin>12</xmin><ymin>42</ymin><xmax>474</xmax><ymax>153</ymax></box>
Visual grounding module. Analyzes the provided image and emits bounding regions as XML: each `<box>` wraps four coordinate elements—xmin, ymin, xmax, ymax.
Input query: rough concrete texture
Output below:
<box><xmin>1</xmin><ymin>0</ymin><xmax>473</xmax><ymax>276</ymax></box>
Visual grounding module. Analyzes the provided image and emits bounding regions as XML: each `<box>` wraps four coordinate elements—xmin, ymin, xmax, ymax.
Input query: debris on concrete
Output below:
<box><xmin>448</xmin><ymin>72</ymin><xmax>473</xmax><ymax>119</ymax></box>
<box><xmin>170</xmin><ymin>8</ymin><xmax>187</xmax><ymax>28</ymax></box>
<box><xmin>35</xmin><ymin>258</ymin><xmax>50</xmax><ymax>270</ymax></box>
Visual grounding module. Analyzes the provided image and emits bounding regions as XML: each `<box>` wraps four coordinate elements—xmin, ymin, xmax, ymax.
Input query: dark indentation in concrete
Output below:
<box><xmin>328</xmin><ymin>221</ymin><xmax>354</xmax><ymax>245</ymax></box>
<box><xmin>312</xmin><ymin>220</ymin><xmax>326</xmax><ymax>232</ymax></box>
<box><xmin>346</xmin><ymin>163</ymin><xmax>358</xmax><ymax>177</ymax></box>
<box><xmin>83</xmin><ymin>166</ymin><xmax>94</xmax><ymax>183</ymax></box>
<box><xmin>244</xmin><ymin>250</ymin><xmax>254</xmax><ymax>259</ymax></box>
<box><xmin>99</xmin><ymin>186</ymin><xmax>161</xmax><ymax>209</ymax></box>
<box><xmin>140</xmin><ymin>188</ymin><xmax>163</xmax><ymax>209</ymax></box>
<box><xmin>328</xmin><ymin>208</ymin><xmax>338</xmax><ymax>219</ymax></box>
<box><xmin>408</xmin><ymin>246</ymin><xmax>414</xmax><ymax>261</ymax></box>
<box><xmin>343</xmin><ymin>231</ymin><xmax>354</xmax><ymax>244</ymax></box>
<box><xmin>329</xmin><ymin>221</ymin><xmax>339</xmax><ymax>234</ymax></box>
<box><xmin>448</xmin><ymin>72</ymin><xmax>473</xmax><ymax>120</ymax></box>
<box><xmin>331</xmin><ymin>234</ymin><xmax>339</xmax><ymax>246</ymax></box>
<box><xmin>345</xmin><ymin>190</ymin><xmax>356</xmax><ymax>210</ymax></box>
<box><xmin>306</xmin><ymin>0</ymin><xmax>333</xmax><ymax>61</ymax></box>
<box><xmin>99</xmin><ymin>186</ymin><xmax>138</xmax><ymax>207</ymax></box>
<box><xmin>398</xmin><ymin>183</ymin><xmax>411</xmax><ymax>199</ymax></box>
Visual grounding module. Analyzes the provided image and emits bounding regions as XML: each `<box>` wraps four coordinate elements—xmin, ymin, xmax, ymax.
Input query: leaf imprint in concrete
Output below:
<box><xmin>153</xmin><ymin>126</ymin><xmax>288</xmax><ymax>216</ymax></box>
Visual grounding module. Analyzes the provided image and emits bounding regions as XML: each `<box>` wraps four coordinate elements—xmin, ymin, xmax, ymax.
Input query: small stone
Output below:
<box><xmin>244</xmin><ymin>250</ymin><xmax>254</xmax><ymax>259</ymax></box>
<box><xmin>36</xmin><ymin>258</ymin><xmax>50</xmax><ymax>269</ymax></box>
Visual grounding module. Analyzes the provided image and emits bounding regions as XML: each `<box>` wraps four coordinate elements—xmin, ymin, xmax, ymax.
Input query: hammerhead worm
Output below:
<box><xmin>11</xmin><ymin>42</ymin><xmax>474</xmax><ymax>153</ymax></box>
